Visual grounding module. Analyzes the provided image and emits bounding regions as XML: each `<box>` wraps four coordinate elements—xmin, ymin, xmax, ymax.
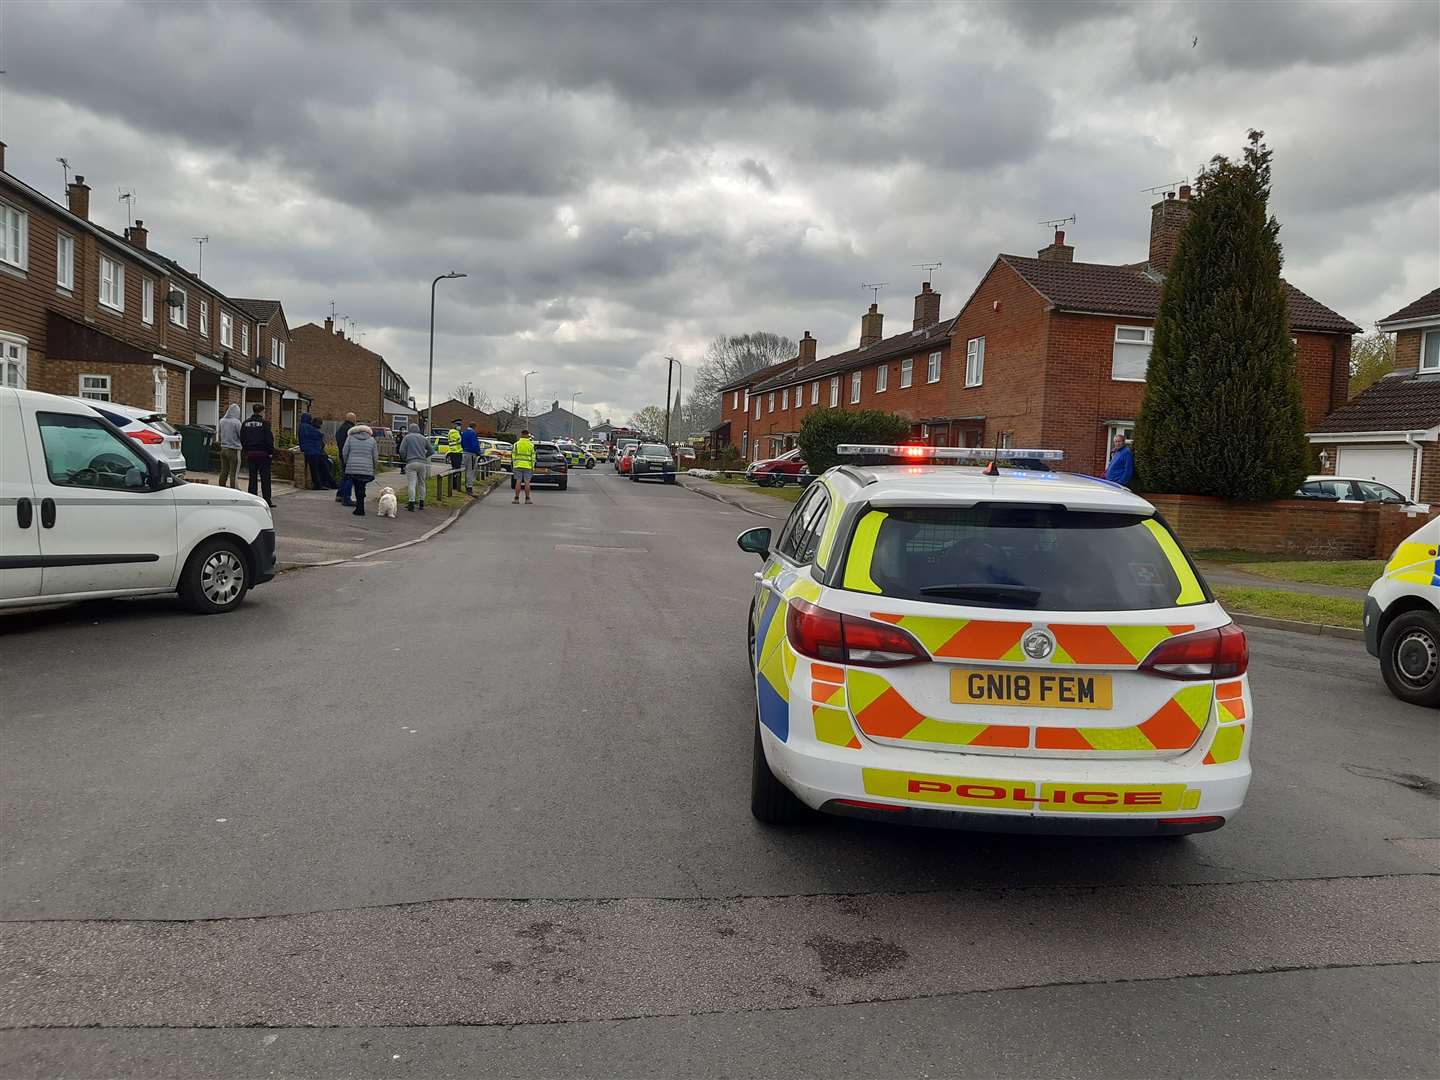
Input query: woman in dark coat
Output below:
<box><xmin>299</xmin><ymin>413</ymin><xmax>334</xmax><ymax>489</ymax></box>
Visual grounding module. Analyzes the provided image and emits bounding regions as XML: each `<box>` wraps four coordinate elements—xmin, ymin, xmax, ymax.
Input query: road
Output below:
<box><xmin>1</xmin><ymin>467</ymin><xmax>1436</xmax><ymax>1078</ymax></box>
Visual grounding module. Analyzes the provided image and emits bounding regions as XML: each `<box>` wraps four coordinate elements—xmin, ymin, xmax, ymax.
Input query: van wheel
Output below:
<box><xmin>180</xmin><ymin>538</ymin><xmax>250</xmax><ymax>614</ymax></box>
<box><xmin>1379</xmin><ymin>610</ymin><xmax>1440</xmax><ymax>707</ymax></box>
<box><xmin>751</xmin><ymin>716</ymin><xmax>809</xmax><ymax>824</ymax></box>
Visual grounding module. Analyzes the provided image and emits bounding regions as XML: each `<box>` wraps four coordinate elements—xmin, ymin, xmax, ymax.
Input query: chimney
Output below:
<box><xmin>66</xmin><ymin>175</ymin><xmax>91</xmax><ymax>220</ymax></box>
<box><xmin>798</xmin><ymin>330</ymin><xmax>817</xmax><ymax>367</ymax></box>
<box><xmin>860</xmin><ymin>303</ymin><xmax>884</xmax><ymax>348</ymax></box>
<box><xmin>912</xmin><ymin>281</ymin><xmax>942</xmax><ymax>330</ymax></box>
<box><xmin>1148</xmin><ymin>185</ymin><xmax>1193</xmax><ymax>275</ymax></box>
<box><xmin>1036</xmin><ymin>228</ymin><xmax>1074</xmax><ymax>263</ymax></box>
<box><xmin>125</xmin><ymin>219</ymin><xmax>148</xmax><ymax>249</ymax></box>
<box><xmin>324</xmin><ymin>316</ymin><xmax>334</xmax><ymax>335</ymax></box>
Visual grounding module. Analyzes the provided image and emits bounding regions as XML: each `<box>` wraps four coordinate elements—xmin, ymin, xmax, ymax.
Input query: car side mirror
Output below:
<box><xmin>151</xmin><ymin>460</ymin><xmax>176</xmax><ymax>490</ymax></box>
<box><xmin>737</xmin><ymin>527</ymin><xmax>772</xmax><ymax>558</ymax></box>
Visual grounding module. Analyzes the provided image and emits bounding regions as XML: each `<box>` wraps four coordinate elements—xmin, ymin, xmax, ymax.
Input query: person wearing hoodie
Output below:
<box><xmin>398</xmin><ymin>425</ymin><xmax>433</xmax><ymax>511</ymax></box>
<box><xmin>298</xmin><ymin>413</ymin><xmax>333</xmax><ymax>490</ymax></box>
<box><xmin>340</xmin><ymin>423</ymin><xmax>379</xmax><ymax>516</ymax></box>
<box><xmin>334</xmin><ymin>412</ymin><xmax>357</xmax><ymax>506</ymax></box>
<box><xmin>216</xmin><ymin>403</ymin><xmax>243</xmax><ymax>488</ymax></box>
<box><xmin>240</xmin><ymin>403</ymin><xmax>277</xmax><ymax>506</ymax></box>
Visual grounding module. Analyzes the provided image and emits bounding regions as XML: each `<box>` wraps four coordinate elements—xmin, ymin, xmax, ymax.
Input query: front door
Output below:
<box><xmin>25</xmin><ymin>408</ymin><xmax>178</xmax><ymax>598</ymax></box>
<box><xmin>0</xmin><ymin>391</ymin><xmax>42</xmax><ymax>601</ymax></box>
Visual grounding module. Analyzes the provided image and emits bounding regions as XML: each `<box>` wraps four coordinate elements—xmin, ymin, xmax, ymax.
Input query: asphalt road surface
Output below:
<box><xmin>2</xmin><ymin>467</ymin><xmax>1436</xmax><ymax>1078</ymax></box>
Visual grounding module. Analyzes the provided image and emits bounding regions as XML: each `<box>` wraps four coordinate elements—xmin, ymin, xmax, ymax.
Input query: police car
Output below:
<box><xmin>1364</xmin><ymin>517</ymin><xmax>1440</xmax><ymax>707</ymax></box>
<box><xmin>737</xmin><ymin>445</ymin><xmax>1250</xmax><ymax>836</ymax></box>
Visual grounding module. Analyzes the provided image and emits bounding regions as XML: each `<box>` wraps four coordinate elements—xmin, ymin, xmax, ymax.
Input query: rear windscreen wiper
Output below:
<box><xmin>918</xmin><ymin>583</ymin><xmax>1043</xmax><ymax>607</ymax></box>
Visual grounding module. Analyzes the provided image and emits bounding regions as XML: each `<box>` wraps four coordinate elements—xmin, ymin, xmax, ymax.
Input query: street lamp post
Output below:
<box><xmin>570</xmin><ymin>391</ymin><xmax>583</xmax><ymax>441</ymax></box>
<box><xmin>664</xmin><ymin>356</ymin><xmax>682</xmax><ymax>445</ymax></box>
<box><xmin>427</xmin><ymin>271</ymin><xmax>467</xmax><ymax>433</ymax></box>
<box><xmin>522</xmin><ymin>370</ymin><xmax>537</xmax><ymax>431</ymax></box>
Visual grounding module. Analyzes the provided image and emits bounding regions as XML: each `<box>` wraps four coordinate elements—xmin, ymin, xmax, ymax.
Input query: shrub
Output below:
<box><xmin>798</xmin><ymin>409</ymin><xmax>912</xmax><ymax>474</ymax></box>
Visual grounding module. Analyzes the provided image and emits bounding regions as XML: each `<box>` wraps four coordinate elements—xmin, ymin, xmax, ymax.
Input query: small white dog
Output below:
<box><xmin>376</xmin><ymin>487</ymin><xmax>399</xmax><ymax>518</ymax></box>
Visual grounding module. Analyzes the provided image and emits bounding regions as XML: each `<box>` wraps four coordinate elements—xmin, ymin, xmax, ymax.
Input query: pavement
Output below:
<box><xmin>678</xmin><ymin>472</ymin><xmax>793</xmax><ymax>519</ymax></box>
<box><xmin>1</xmin><ymin>467</ymin><xmax>1436</xmax><ymax>1078</ymax></box>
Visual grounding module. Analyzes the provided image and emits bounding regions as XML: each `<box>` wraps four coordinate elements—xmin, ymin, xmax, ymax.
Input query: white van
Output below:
<box><xmin>1</xmin><ymin>387</ymin><xmax>276</xmax><ymax>615</ymax></box>
<box><xmin>1365</xmin><ymin>517</ymin><xmax>1440</xmax><ymax>707</ymax></box>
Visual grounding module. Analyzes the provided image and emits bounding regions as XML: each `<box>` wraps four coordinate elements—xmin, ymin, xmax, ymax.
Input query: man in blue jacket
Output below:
<box><xmin>299</xmin><ymin>413</ymin><xmax>333</xmax><ymax>490</ymax></box>
<box><xmin>1104</xmin><ymin>433</ymin><xmax>1135</xmax><ymax>488</ymax></box>
<box><xmin>460</xmin><ymin>421</ymin><xmax>483</xmax><ymax>495</ymax></box>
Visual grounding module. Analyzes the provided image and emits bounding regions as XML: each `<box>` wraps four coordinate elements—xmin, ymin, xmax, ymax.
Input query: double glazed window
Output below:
<box><xmin>0</xmin><ymin>201</ymin><xmax>27</xmax><ymax>269</ymax></box>
<box><xmin>900</xmin><ymin>357</ymin><xmax>913</xmax><ymax>388</ymax></box>
<box><xmin>199</xmin><ymin>299</ymin><xmax>210</xmax><ymax>337</ymax></box>
<box><xmin>1112</xmin><ymin>326</ymin><xmax>1154</xmax><ymax>381</ymax></box>
<box><xmin>828</xmin><ymin>376</ymin><xmax>840</xmax><ymax>407</ymax></box>
<box><xmin>100</xmin><ymin>257</ymin><xmax>125</xmax><ymax>312</ymax></box>
<box><xmin>875</xmin><ymin>364</ymin><xmax>888</xmax><ymax>393</ymax></box>
<box><xmin>56</xmin><ymin>234</ymin><xmax>75</xmax><ymax>290</ymax></box>
<box><xmin>79</xmin><ymin>374</ymin><xmax>112</xmax><ymax>401</ymax></box>
<box><xmin>810</xmin><ymin>381</ymin><xmax>819</xmax><ymax>405</ymax></box>
<box><xmin>965</xmin><ymin>337</ymin><xmax>984</xmax><ymax>387</ymax></box>
<box><xmin>850</xmin><ymin>370</ymin><xmax>861</xmax><ymax>403</ymax></box>
<box><xmin>927</xmin><ymin>350</ymin><xmax>942</xmax><ymax>383</ymax></box>
<box><xmin>1422</xmin><ymin>330</ymin><xmax>1440</xmax><ymax>374</ymax></box>
<box><xmin>781</xmin><ymin>387</ymin><xmax>789</xmax><ymax>409</ymax></box>
<box><xmin>142</xmin><ymin>279</ymin><xmax>154</xmax><ymax>324</ymax></box>
<box><xmin>220</xmin><ymin>311</ymin><xmax>233</xmax><ymax>347</ymax></box>
<box><xmin>1</xmin><ymin>335</ymin><xmax>27</xmax><ymax>389</ymax></box>
<box><xmin>169</xmin><ymin>285</ymin><xmax>187</xmax><ymax>327</ymax></box>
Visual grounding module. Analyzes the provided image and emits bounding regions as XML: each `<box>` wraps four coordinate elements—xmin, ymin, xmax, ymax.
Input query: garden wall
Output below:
<box><xmin>1145</xmin><ymin>494</ymin><xmax>1437</xmax><ymax>559</ymax></box>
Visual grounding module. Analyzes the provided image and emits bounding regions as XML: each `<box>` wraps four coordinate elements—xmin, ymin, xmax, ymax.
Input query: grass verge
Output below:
<box><xmin>1213</xmin><ymin>585</ymin><xmax>1363</xmax><ymax>629</ymax></box>
<box><xmin>1230</xmin><ymin>560</ymin><xmax>1383</xmax><ymax>588</ymax></box>
<box><xmin>702</xmin><ymin>474</ymin><xmax>804</xmax><ymax>503</ymax></box>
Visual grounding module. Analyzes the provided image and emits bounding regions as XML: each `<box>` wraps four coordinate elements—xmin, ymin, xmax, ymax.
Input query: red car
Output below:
<box><xmin>617</xmin><ymin>447</ymin><xmax>636</xmax><ymax>475</ymax></box>
<box><xmin>746</xmin><ymin>448</ymin><xmax>805</xmax><ymax>486</ymax></box>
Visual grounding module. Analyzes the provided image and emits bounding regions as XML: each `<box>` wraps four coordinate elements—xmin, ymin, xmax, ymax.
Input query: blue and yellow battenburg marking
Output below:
<box><xmin>1386</xmin><ymin>540</ymin><xmax>1440</xmax><ymax>587</ymax></box>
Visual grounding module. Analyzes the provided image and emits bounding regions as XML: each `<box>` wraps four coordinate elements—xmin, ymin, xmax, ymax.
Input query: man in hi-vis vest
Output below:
<box><xmin>511</xmin><ymin>429</ymin><xmax>536</xmax><ymax>504</ymax></box>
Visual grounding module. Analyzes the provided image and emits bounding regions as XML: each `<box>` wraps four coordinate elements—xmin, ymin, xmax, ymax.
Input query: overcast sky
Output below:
<box><xmin>3</xmin><ymin>0</ymin><xmax>1436</xmax><ymax>421</ymax></box>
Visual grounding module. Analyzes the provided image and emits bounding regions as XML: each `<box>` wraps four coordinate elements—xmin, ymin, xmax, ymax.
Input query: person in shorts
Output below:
<box><xmin>511</xmin><ymin>428</ymin><xmax>536</xmax><ymax>504</ymax></box>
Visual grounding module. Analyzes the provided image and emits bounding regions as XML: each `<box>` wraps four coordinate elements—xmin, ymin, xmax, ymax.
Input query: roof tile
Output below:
<box><xmin>1377</xmin><ymin>287</ymin><xmax>1440</xmax><ymax>327</ymax></box>
<box><xmin>1310</xmin><ymin>375</ymin><xmax>1440</xmax><ymax>433</ymax></box>
<box><xmin>751</xmin><ymin>318</ymin><xmax>956</xmax><ymax>393</ymax></box>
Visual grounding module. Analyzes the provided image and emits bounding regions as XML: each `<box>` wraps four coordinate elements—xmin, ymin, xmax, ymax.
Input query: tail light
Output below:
<box><xmin>126</xmin><ymin>429</ymin><xmax>165</xmax><ymax>445</ymax></box>
<box><xmin>1140</xmin><ymin>623</ymin><xmax>1248</xmax><ymax>679</ymax></box>
<box><xmin>786</xmin><ymin>599</ymin><xmax>926</xmax><ymax>667</ymax></box>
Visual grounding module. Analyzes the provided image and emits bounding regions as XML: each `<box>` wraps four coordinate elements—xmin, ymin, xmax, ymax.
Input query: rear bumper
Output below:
<box><xmin>249</xmin><ymin>529</ymin><xmax>276</xmax><ymax>586</ymax></box>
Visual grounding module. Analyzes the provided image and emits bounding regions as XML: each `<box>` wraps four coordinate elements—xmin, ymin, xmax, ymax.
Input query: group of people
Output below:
<box><xmin>216</xmin><ymin>402</ymin><xmax>282</xmax><ymax>506</ymax></box>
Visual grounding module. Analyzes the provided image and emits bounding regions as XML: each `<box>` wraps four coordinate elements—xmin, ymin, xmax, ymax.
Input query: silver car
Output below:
<box><xmin>81</xmin><ymin>399</ymin><xmax>188</xmax><ymax>478</ymax></box>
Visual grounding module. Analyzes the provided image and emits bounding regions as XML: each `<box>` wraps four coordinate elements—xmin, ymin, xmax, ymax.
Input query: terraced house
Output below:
<box><xmin>719</xmin><ymin>188</ymin><xmax>1359</xmax><ymax>476</ymax></box>
<box><xmin>0</xmin><ymin>142</ymin><xmax>311</xmax><ymax>432</ymax></box>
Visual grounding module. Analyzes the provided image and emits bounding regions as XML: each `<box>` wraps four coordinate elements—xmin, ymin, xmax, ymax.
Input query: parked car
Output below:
<box><xmin>630</xmin><ymin>443</ymin><xmax>677</xmax><ymax>484</ymax></box>
<box><xmin>1365</xmin><ymin>516</ymin><xmax>1440</xmax><ymax>707</ymax></box>
<box><xmin>511</xmin><ymin>440</ymin><xmax>569</xmax><ymax>491</ymax></box>
<box><xmin>747</xmin><ymin>447</ymin><xmax>806</xmax><ymax>487</ymax></box>
<box><xmin>1</xmin><ymin>387</ymin><xmax>275</xmax><ymax>614</ymax></box>
<box><xmin>617</xmin><ymin>446</ymin><xmax>636</xmax><ymax>475</ymax></box>
<box><xmin>80</xmin><ymin>399</ymin><xmax>187</xmax><ymax>478</ymax></box>
<box><xmin>1297</xmin><ymin>476</ymin><xmax>1429</xmax><ymax>513</ymax></box>
<box><xmin>675</xmin><ymin>445</ymin><xmax>697</xmax><ymax>463</ymax></box>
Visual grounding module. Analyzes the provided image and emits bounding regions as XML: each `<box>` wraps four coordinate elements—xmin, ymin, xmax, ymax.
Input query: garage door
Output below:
<box><xmin>1335</xmin><ymin>445</ymin><xmax>1418</xmax><ymax>500</ymax></box>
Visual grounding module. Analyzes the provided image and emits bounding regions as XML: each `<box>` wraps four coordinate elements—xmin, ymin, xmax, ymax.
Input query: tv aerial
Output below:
<box><xmin>861</xmin><ymin>282</ymin><xmax>889</xmax><ymax>304</ymax></box>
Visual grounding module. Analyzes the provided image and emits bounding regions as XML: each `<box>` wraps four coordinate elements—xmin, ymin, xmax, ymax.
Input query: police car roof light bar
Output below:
<box><xmin>836</xmin><ymin>444</ymin><xmax>1065</xmax><ymax>463</ymax></box>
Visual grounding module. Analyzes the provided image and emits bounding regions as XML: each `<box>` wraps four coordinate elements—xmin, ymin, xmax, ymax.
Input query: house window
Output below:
<box><xmin>754</xmin><ymin>397</ymin><xmax>761</xmax><ymax>420</ymax></box>
<box><xmin>169</xmin><ymin>284</ymin><xmax>187</xmax><ymax>327</ymax></box>
<box><xmin>732</xmin><ymin>390</ymin><xmax>739</xmax><ymax>410</ymax></box>
<box><xmin>220</xmin><ymin>311</ymin><xmax>233</xmax><ymax>348</ymax></box>
<box><xmin>1422</xmin><ymin>330</ymin><xmax>1440</xmax><ymax>373</ymax></box>
<box><xmin>142</xmin><ymin>279</ymin><xmax>154</xmax><ymax>324</ymax></box>
<box><xmin>0</xmin><ymin>200</ymin><xmax>27</xmax><ymax>269</ymax></box>
<box><xmin>965</xmin><ymin>337</ymin><xmax>985</xmax><ymax>387</ymax></box>
<box><xmin>56</xmin><ymin>233</ymin><xmax>75</xmax><ymax>290</ymax></box>
<box><xmin>829</xmin><ymin>376</ymin><xmax>840</xmax><ymax>407</ymax></box>
<box><xmin>768</xmin><ymin>391</ymin><xmax>775</xmax><ymax>413</ymax></box>
<box><xmin>900</xmin><ymin>357</ymin><xmax>913</xmax><ymax>388</ymax></box>
<box><xmin>241</xmin><ymin>323</ymin><xmax>249</xmax><ymax>354</ymax></box>
<box><xmin>153</xmin><ymin>367</ymin><xmax>168</xmax><ymax>414</ymax></box>
<box><xmin>927</xmin><ymin>350</ymin><xmax>942</xmax><ymax>384</ymax></box>
<box><xmin>79</xmin><ymin>374</ymin><xmax>112</xmax><ymax>401</ymax></box>
<box><xmin>810</xmin><ymin>381</ymin><xmax>819</xmax><ymax>405</ymax></box>
<box><xmin>875</xmin><ymin>364</ymin><xmax>888</xmax><ymax>393</ymax></box>
<box><xmin>1112</xmin><ymin>325</ymin><xmax>1154</xmax><ymax>381</ymax></box>
<box><xmin>999</xmin><ymin>431</ymin><xmax>1013</xmax><ymax>450</ymax></box>
<box><xmin>199</xmin><ymin>299</ymin><xmax>209</xmax><ymax>337</ymax></box>
<box><xmin>743</xmin><ymin>389</ymin><xmax>749</xmax><ymax>410</ymax></box>
<box><xmin>274</xmin><ymin>339</ymin><xmax>285</xmax><ymax>369</ymax></box>
<box><xmin>100</xmin><ymin>257</ymin><xmax>125</xmax><ymax>312</ymax></box>
<box><xmin>850</xmin><ymin>370</ymin><xmax>861</xmax><ymax>403</ymax></box>
<box><xmin>742</xmin><ymin>431</ymin><xmax>749</xmax><ymax>457</ymax></box>
<box><xmin>0</xmin><ymin>334</ymin><xmax>27</xmax><ymax>389</ymax></box>
<box><xmin>781</xmin><ymin>387</ymin><xmax>789</xmax><ymax>410</ymax></box>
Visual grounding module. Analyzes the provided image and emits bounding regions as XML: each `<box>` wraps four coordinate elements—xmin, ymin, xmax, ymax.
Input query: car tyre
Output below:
<box><xmin>665</xmin><ymin>474</ymin><xmax>676</xmax><ymax>484</ymax></box>
<box><xmin>558</xmin><ymin>478</ymin><xmax>568</xmax><ymax>491</ymax></box>
<box><xmin>747</xmin><ymin>598</ymin><xmax>757</xmax><ymax>674</ymax></box>
<box><xmin>179</xmin><ymin>537</ymin><xmax>250</xmax><ymax>615</ymax></box>
<box><xmin>1379</xmin><ymin>609</ymin><xmax>1440</xmax><ymax>707</ymax></box>
<box><xmin>751</xmin><ymin>716</ymin><xmax>809</xmax><ymax>824</ymax></box>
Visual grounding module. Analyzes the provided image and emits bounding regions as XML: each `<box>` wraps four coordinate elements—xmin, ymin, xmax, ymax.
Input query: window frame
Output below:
<box><xmin>56</xmin><ymin>232</ymin><xmax>75</xmax><ymax>290</ymax></box>
<box><xmin>99</xmin><ymin>256</ymin><xmax>125</xmax><ymax>313</ymax></box>
<box><xmin>0</xmin><ymin>199</ymin><xmax>28</xmax><ymax>270</ymax></box>
<box><xmin>141</xmin><ymin>278</ymin><xmax>154</xmax><ymax>324</ymax></box>
<box><xmin>781</xmin><ymin>386</ymin><xmax>789</xmax><ymax>410</ymax></box>
<box><xmin>0</xmin><ymin>332</ymin><xmax>29</xmax><ymax>390</ymax></box>
<box><xmin>875</xmin><ymin>364</ymin><xmax>888</xmax><ymax>393</ymax></box>
<box><xmin>900</xmin><ymin>357</ymin><xmax>913</xmax><ymax>388</ymax></box>
<box><xmin>850</xmin><ymin>370</ymin><xmax>861</xmax><ymax>404</ymax></box>
<box><xmin>241</xmin><ymin>323</ymin><xmax>249</xmax><ymax>355</ymax></box>
<box><xmin>36</xmin><ymin>409</ymin><xmax>152</xmax><ymax>492</ymax></box>
<box><xmin>927</xmin><ymin>350</ymin><xmax>942</xmax><ymax>384</ymax></box>
<box><xmin>1422</xmin><ymin>329</ymin><xmax>1440</xmax><ymax>373</ymax></box>
<box><xmin>78</xmin><ymin>373</ymin><xmax>113</xmax><ymax>401</ymax></box>
<box><xmin>169</xmin><ymin>284</ymin><xmax>187</xmax><ymax>327</ymax></box>
<box><xmin>1111</xmin><ymin>325</ymin><xmax>1155</xmax><ymax>382</ymax></box>
<box><xmin>275</xmin><ymin>339</ymin><xmax>285</xmax><ymax>369</ymax></box>
<box><xmin>775</xmin><ymin>482</ymin><xmax>831</xmax><ymax>566</ymax></box>
<box><xmin>754</xmin><ymin>397</ymin><xmax>761</xmax><ymax>420</ymax></box>
<box><xmin>199</xmin><ymin>298</ymin><xmax>210</xmax><ymax>338</ymax></box>
<box><xmin>153</xmin><ymin>366</ymin><xmax>168</xmax><ymax>414</ymax></box>
<box><xmin>828</xmin><ymin>376</ymin><xmax>840</xmax><ymax>407</ymax></box>
<box><xmin>810</xmin><ymin>381</ymin><xmax>819</xmax><ymax>405</ymax></box>
<box><xmin>220</xmin><ymin>310</ymin><xmax>234</xmax><ymax>348</ymax></box>
<box><xmin>965</xmin><ymin>337</ymin><xmax>985</xmax><ymax>387</ymax></box>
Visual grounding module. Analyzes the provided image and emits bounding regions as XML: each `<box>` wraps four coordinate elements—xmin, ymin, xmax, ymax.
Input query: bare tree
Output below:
<box><xmin>451</xmin><ymin>381</ymin><xmax>496</xmax><ymax>413</ymax></box>
<box><xmin>685</xmin><ymin>331</ymin><xmax>796</xmax><ymax>431</ymax></box>
<box><xmin>492</xmin><ymin>394</ymin><xmax>522</xmax><ymax>434</ymax></box>
<box><xmin>628</xmin><ymin>405</ymin><xmax>667</xmax><ymax>436</ymax></box>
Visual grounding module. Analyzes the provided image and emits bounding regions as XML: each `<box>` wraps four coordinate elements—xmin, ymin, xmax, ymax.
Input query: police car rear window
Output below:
<box><xmin>849</xmin><ymin>506</ymin><xmax>1206</xmax><ymax>611</ymax></box>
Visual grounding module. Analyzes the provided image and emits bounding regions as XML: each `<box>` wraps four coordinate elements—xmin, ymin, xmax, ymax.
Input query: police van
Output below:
<box><xmin>737</xmin><ymin>445</ymin><xmax>1251</xmax><ymax>836</ymax></box>
<box><xmin>1365</xmin><ymin>517</ymin><xmax>1440</xmax><ymax>707</ymax></box>
<box><xmin>1</xmin><ymin>387</ymin><xmax>276</xmax><ymax>615</ymax></box>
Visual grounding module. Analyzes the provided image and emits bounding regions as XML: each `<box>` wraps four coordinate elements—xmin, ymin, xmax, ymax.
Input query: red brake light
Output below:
<box><xmin>786</xmin><ymin>599</ymin><xmax>926</xmax><ymax>667</ymax></box>
<box><xmin>1140</xmin><ymin>624</ymin><xmax>1248</xmax><ymax>679</ymax></box>
<box><xmin>127</xmin><ymin>429</ymin><xmax>165</xmax><ymax>444</ymax></box>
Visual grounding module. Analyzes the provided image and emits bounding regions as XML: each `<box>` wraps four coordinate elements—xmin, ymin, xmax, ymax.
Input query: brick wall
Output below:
<box><xmin>1393</xmin><ymin>328</ymin><xmax>1424</xmax><ymax>372</ymax></box>
<box><xmin>287</xmin><ymin>323</ymin><xmax>384</xmax><ymax>422</ymax></box>
<box><xmin>1146</xmin><ymin>493</ymin><xmax>1438</xmax><ymax>559</ymax></box>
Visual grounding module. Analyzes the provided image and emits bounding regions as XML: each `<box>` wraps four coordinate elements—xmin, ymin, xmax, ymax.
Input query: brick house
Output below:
<box><xmin>717</xmin><ymin>186</ymin><xmax>1359</xmax><ymax>476</ymax></box>
<box><xmin>0</xmin><ymin>142</ymin><xmax>310</xmax><ymax>433</ymax></box>
<box><xmin>287</xmin><ymin>316</ymin><xmax>416</xmax><ymax>429</ymax></box>
<box><xmin>426</xmin><ymin>397</ymin><xmax>498</xmax><ymax>435</ymax></box>
<box><xmin>714</xmin><ymin>353</ymin><xmax>800</xmax><ymax>459</ymax></box>
<box><xmin>525</xmin><ymin>400</ymin><xmax>590</xmax><ymax>441</ymax></box>
<box><xmin>1308</xmin><ymin>287</ymin><xmax>1440</xmax><ymax>504</ymax></box>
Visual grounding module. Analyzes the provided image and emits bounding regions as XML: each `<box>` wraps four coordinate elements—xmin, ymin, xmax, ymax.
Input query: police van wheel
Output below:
<box><xmin>179</xmin><ymin>538</ymin><xmax>250</xmax><ymax>615</ymax></box>
<box><xmin>1379</xmin><ymin>610</ymin><xmax>1440</xmax><ymax>707</ymax></box>
<box><xmin>751</xmin><ymin>717</ymin><xmax>809</xmax><ymax>824</ymax></box>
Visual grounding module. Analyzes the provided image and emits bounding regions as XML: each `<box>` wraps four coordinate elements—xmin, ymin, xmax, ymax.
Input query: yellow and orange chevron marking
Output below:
<box><xmin>868</xmin><ymin>614</ymin><xmax>1196</xmax><ymax>666</ymax></box>
<box><xmin>1205</xmin><ymin>680</ymin><xmax>1247</xmax><ymax>764</ymax></box>
<box><xmin>812</xmin><ymin>664</ymin><xmax>860</xmax><ymax>749</ymax></box>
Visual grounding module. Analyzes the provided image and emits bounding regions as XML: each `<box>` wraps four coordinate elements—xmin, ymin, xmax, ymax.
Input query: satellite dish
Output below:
<box><xmin>165</xmin><ymin>290</ymin><xmax>184</xmax><ymax>307</ymax></box>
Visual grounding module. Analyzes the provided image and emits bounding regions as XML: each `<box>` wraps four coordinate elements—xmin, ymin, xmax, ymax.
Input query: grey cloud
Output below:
<box><xmin>739</xmin><ymin>158</ymin><xmax>778</xmax><ymax>190</ymax></box>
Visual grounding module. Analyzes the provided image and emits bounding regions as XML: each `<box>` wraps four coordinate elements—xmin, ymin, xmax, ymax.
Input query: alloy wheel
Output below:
<box><xmin>201</xmin><ymin>550</ymin><xmax>245</xmax><ymax>606</ymax></box>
